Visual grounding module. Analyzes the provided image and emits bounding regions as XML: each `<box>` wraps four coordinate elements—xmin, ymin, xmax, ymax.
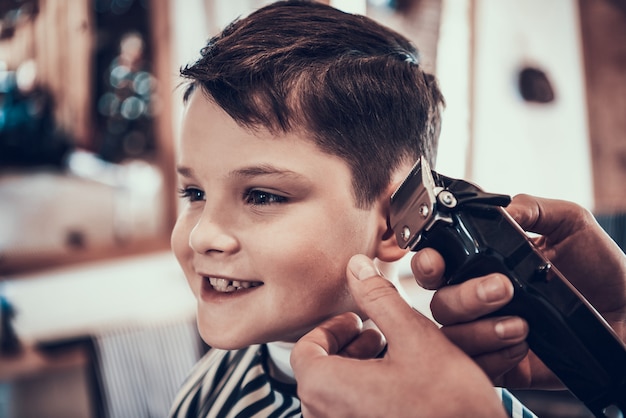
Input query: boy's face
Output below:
<box><xmin>171</xmin><ymin>92</ymin><xmax>388</xmax><ymax>349</ymax></box>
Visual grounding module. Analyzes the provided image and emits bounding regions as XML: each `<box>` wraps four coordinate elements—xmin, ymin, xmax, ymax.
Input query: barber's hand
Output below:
<box><xmin>413</xmin><ymin>194</ymin><xmax>626</xmax><ymax>389</ymax></box>
<box><xmin>291</xmin><ymin>255</ymin><xmax>507</xmax><ymax>418</ymax></box>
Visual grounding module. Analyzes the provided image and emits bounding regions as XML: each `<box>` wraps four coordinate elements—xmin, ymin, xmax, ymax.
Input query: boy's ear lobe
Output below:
<box><xmin>375</xmin><ymin>216</ymin><xmax>410</xmax><ymax>262</ymax></box>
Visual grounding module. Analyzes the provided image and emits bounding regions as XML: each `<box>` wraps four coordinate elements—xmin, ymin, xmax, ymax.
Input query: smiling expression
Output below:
<box><xmin>171</xmin><ymin>92</ymin><xmax>390</xmax><ymax>349</ymax></box>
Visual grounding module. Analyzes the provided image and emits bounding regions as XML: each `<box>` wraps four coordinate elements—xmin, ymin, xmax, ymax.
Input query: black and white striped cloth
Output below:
<box><xmin>169</xmin><ymin>345</ymin><xmax>300</xmax><ymax>417</ymax></box>
<box><xmin>168</xmin><ymin>344</ymin><xmax>536</xmax><ymax>418</ymax></box>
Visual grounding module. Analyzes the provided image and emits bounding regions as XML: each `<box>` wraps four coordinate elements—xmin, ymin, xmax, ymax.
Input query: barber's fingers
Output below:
<box><xmin>431</xmin><ymin>274</ymin><xmax>514</xmax><ymax>326</ymax></box>
<box><xmin>291</xmin><ymin>312</ymin><xmax>376</xmax><ymax>418</ymax></box>
<box><xmin>338</xmin><ymin>328</ymin><xmax>386</xmax><ymax>359</ymax></box>
<box><xmin>441</xmin><ymin>316</ymin><xmax>528</xmax><ymax>356</ymax></box>
<box><xmin>291</xmin><ymin>312</ymin><xmax>362</xmax><ymax>373</ymax></box>
<box><xmin>440</xmin><ymin>316</ymin><xmax>529</xmax><ymax>384</ymax></box>
<box><xmin>507</xmin><ymin>194</ymin><xmax>584</xmax><ymax>240</ymax></box>
<box><xmin>410</xmin><ymin>248</ymin><xmax>446</xmax><ymax>290</ymax></box>
<box><xmin>505</xmin><ymin>193</ymin><xmax>545</xmax><ymax>232</ymax></box>
<box><xmin>346</xmin><ymin>254</ymin><xmax>440</xmax><ymax>345</ymax></box>
<box><xmin>472</xmin><ymin>342</ymin><xmax>530</xmax><ymax>384</ymax></box>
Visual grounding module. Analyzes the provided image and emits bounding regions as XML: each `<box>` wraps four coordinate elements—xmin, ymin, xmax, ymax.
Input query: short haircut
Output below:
<box><xmin>181</xmin><ymin>0</ymin><xmax>444</xmax><ymax>208</ymax></box>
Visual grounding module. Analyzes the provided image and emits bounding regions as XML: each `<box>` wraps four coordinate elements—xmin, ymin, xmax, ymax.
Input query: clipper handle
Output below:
<box><xmin>414</xmin><ymin>192</ymin><xmax>626</xmax><ymax>418</ymax></box>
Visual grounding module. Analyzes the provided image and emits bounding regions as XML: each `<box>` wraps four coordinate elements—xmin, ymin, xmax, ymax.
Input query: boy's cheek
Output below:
<box><xmin>170</xmin><ymin>219</ymin><xmax>182</xmax><ymax>252</ymax></box>
<box><xmin>170</xmin><ymin>218</ymin><xmax>193</xmax><ymax>270</ymax></box>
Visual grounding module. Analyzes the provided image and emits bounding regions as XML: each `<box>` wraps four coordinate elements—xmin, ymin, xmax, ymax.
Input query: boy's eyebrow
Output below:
<box><xmin>176</xmin><ymin>164</ymin><xmax>308</xmax><ymax>181</ymax></box>
<box><xmin>176</xmin><ymin>166</ymin><xmax>194</xmax><ymax>178</ymax></box>
<box><xmin>229</xmin><ymin>164</ymin><xmax>306</xmax><ymax>180</ymax></box>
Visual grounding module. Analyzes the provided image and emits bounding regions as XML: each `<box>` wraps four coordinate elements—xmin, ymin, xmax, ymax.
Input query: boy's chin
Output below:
<box><xmin>200</xmin><ymin>334</ymin><xmax>252</xmax><ymax>350</ymax></box>
<box><xmin>199</xmin><ymin>330</ymin><xmax>302</xmax><ymax>350</ymax></box>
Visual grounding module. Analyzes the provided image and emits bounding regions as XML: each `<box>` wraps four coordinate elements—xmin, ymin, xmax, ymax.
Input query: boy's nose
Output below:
<box><xmin>189</xmin><ymin>214</ymin><xmax>239</xmax><ymax>255</ymax></box>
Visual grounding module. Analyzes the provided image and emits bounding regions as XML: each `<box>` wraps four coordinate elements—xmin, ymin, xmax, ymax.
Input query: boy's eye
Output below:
<box><xmin>178</xmin><ymin>187</ymin><xmax>205</xmax><ymax>202</ymax></box>
<box><xmin>244</xmin><ymin>189</ymin><xmax>287</xmax><ymax>205</ymax></box>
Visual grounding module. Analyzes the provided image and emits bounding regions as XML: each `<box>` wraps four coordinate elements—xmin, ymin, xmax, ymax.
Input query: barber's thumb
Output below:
<box><xmin>348</xmin><ymin>254</ymin><xmax>440</xmax><ymax>345</ymax></box>
<box><xmin>347</xmin><ymin>255</ymin><xmax>406</xmax><ymax>315</ymax></box>
<box><xmin>347</xmin><ymin>254</ymin><xmax>381</xmax><ymax>281</ymax></box>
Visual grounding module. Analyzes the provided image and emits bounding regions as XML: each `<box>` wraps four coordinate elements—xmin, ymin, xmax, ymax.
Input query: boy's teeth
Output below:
<box><xmin>208</xmin><ymin>277</ymin><xmax>259</xmax><ymax>293</ymax></box>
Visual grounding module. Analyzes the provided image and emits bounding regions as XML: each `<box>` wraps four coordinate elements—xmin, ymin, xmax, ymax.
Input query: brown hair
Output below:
<box><xmin>181</xmin><ymin>0</ymin><xmax>444</xmax><ymax>208</ymax></box>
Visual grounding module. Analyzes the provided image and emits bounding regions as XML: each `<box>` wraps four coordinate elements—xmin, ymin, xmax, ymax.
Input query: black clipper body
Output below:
<box><xmin>389</xmin><ymin>158</ymin><xmax>626</xmax><ymax>418</ymax></box>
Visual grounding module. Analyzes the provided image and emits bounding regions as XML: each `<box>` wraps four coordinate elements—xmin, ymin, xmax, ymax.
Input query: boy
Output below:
<box><xmin>169</xmin><ymin>1</ymin><xmax>534</xmax><ymax>416</ymax></box>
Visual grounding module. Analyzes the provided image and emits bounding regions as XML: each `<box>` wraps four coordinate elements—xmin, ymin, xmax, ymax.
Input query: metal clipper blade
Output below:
<box><xmin>389</xmin><ymin>158</ymin><xmax>438</xmax><ymax>250</ymax></box>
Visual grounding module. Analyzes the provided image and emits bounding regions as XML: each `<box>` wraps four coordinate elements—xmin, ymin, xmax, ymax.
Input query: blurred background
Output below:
<box><xmin>0</xmin><ymin>0</ymin><xmax>624</xmax><ymax>417</ymax></box>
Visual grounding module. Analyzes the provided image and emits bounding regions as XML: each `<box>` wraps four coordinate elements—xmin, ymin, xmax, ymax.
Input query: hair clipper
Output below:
<box><xmin>389</xmin><ymin>158</ymin><xmax>626</xmax><ymax>418</ymax></box>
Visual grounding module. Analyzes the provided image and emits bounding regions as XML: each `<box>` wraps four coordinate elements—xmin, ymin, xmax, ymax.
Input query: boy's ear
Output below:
<box><xmin>375</xmin><ymin>216</ymin><xmax>409</xmax><ymax>262</ymax></box>
<box><xmin>374</xmin><ymin>188</ymin><xmax>410</xmax><ymax>262</ymax></box>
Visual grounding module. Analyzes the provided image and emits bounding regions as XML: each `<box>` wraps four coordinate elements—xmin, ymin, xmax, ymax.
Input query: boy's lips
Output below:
<box><xmin>202</xmin><ymin>275</ymin><xmax>264</xmax><ymax>293</ymax></box>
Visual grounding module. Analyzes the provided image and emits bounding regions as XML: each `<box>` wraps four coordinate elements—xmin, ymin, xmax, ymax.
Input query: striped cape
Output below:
<box><xmin>169</xmin><ymin>344</ymin><xmax>536</xmax><ymax>418</ymax></box>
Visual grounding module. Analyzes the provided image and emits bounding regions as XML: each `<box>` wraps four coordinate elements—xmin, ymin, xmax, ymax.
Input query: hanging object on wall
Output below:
<box><xmin>518</xmin><ymin>66</ymin><xmax>555</xmax><ymax>104</ymax></box>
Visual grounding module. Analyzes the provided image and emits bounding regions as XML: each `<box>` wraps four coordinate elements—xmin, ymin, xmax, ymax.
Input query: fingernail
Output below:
<box><xmin>494</xmin><ymin>317</ymin><xmax>527</xmax><ymax>340</ymax></box>
<box><xmin>477</xmin><ymin>276</ymin><xmax>508</xmax><ymax>303</ymax></box>
<box><xmin>350</xmin><ymin>256</ymin><xmax>380</xmax><ymax>281</ymax></box>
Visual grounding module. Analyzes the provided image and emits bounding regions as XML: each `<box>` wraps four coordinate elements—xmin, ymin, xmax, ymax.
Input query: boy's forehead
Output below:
<box><xmin>179</xmin><ymin>92</ymin><xmax>354</xmax><ymax>170</ymax></box>
<box><xmin>182</xmin><ymin>90</ymin><xmax>326</xmax><ymax>152</ymax></box>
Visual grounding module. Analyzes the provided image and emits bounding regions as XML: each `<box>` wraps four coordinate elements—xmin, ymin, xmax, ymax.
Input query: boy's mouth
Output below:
<box><xmin>206</xmin><ymin>276</ymin><xmax>263</xmax><ymax>293</ymax></box>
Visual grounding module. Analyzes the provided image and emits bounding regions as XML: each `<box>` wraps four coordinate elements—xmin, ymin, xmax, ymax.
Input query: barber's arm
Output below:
<box><xmin>415</xmin><ymin>194</ymin><xmax>626</xmax><ymax>388</ymax></box>
<box><xmin>291</xmin><ymin>255</ymin><xmax>507</xmax><ymax>418</ymax></box>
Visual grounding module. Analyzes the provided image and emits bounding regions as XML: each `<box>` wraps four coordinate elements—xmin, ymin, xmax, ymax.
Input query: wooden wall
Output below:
<box><xmin>0</xmin><ymin>0</ymin><xmax>177</xmax><ymax>273</ymax></box>
<box><xmin>579</xmin><ymin>0</ymin><xmax>626</xmax><ymax>215</ymax></box>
